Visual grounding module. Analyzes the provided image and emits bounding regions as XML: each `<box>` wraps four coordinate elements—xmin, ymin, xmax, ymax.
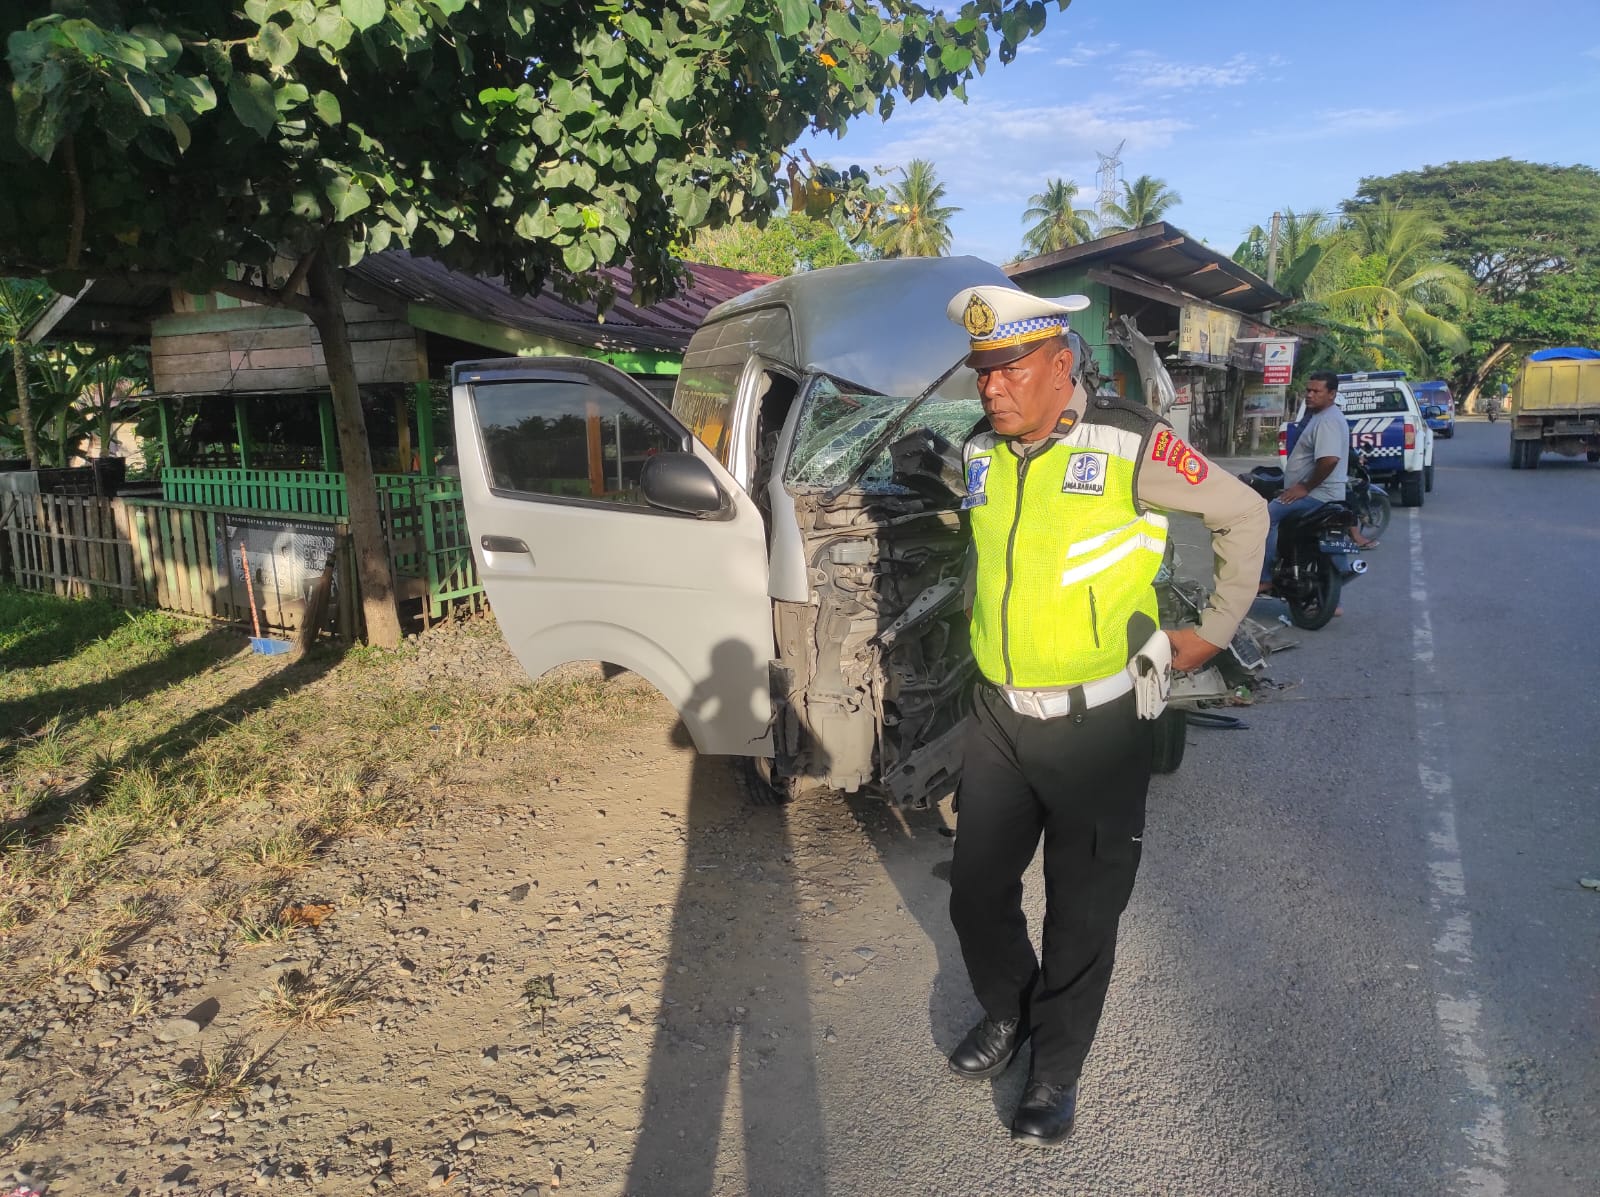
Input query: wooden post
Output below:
<box><xmin>157</xmin><ymin>396</ymin><xmax>176</xmax><ymax>472</ymax></box>
<box><xmin>234</xmin><ymin>394</ymin><xmax>254</xmax><ymax>469</ymax></box>
<box><xmin>395</xmin><ymin>389</ymin><xmax>412</xmax><ymax>475</ymax></box>
<box><xmin>414</xmin><ymin>381</ymin><xmax>435</xmax><ymax>477</ymax></box>
<box><xmin>318</xmin><ymin>391</ymin><xmax>338</xmax><ymax>471</ymax></box>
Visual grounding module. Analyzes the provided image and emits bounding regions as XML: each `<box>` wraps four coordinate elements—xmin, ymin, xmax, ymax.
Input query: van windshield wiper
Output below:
<box><xmin>822</xmin><ymin>354</ymin><xmax>967</xmax><ymax>503</ymax></box>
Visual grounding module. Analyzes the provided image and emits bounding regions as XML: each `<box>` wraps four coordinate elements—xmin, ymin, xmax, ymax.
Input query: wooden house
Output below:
<box><xmin>3</xmin><ymin>254</ymin><xmax>774</xmax><ymax>638</ymax></box>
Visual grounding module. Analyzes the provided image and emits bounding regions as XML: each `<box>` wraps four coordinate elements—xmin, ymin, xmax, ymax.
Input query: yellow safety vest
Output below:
<box><xmin>964</xmin><ymin>412</ymin><xmax>1168</xmax><ymax>689</ymax></box>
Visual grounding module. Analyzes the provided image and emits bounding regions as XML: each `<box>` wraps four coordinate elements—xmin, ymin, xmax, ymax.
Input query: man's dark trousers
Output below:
<box><xmin>950</xmin><ymin>682</ymin><xmax>1152</xmax><ymax>1084</ymax></box>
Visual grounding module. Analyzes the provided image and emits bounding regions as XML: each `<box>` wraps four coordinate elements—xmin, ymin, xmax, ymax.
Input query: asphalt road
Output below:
<box><xmin>616</xmin><ymin>418</ymin><xmax>1599</xmax><ymax>1197</ymax></box>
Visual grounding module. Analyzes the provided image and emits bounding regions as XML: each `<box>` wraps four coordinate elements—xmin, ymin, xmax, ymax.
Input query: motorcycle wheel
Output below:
<box><xmin>1356</xmin><ymin>489</ymin><xmax>1391</xmax><ymax>541</ymax></box>
<box><xmin>1151</xmin><ymin>708</ymin><xmax>1187</xmax><ymax>774</ymax></box>
<box><xmin>1287</xmin><ymin>556</ymin><xmax>1342</xmax><ymax>630</ymax></box>
<box><xmin>1487</xmin><ymin>406</ymin><xmax>1499</xmax><ymax>423</ymax></box>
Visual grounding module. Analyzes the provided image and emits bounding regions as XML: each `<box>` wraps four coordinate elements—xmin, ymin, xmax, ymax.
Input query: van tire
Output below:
<box><xmin>1424</xmin><ymin>462</ymin><xmax>1434</xmax><ymax>493</ymax></box>
<box><xmin>1586</xmin><ymin>450</ymin><xmax>1599</xmax><ymax>464</ymax></box>
<box><xmin>1400</xmin><ymin>470</ymin><xmax>1425</xmax><ymax>507</ymax></box>
<box><xmin>735</xmin><ymin>757</ymin><xmax>796</xmax><ymax>806</ymax></box>
<box><xmin>1151</xmin><ymin>708</ymin><xmax>1187</xmax><ymax>774</ymax></box>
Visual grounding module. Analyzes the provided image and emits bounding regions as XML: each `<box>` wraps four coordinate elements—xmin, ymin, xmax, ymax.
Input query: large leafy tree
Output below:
<box><xmin>1020</xmin><ymin>177</ymin><xmax>1095</xmax><ymax>256</ymax></box>
<box><xmin>1099</xmin><ymin>173</ymin><xmax>1180</xmax><ymax>234</ymax></box>
<box><xmin>1351</xmin><ymin>159</ymin><xmax>1600</xmax><ymax>301</ymax></box>
<box><xmin>1350</xmin><ymin>159</ymin><xmax>1600</xmax><ymax>399</ymax></box>
<box><xmin>872</xmin><ymin>158</ymin><xmax>960</xmax><ymax>258</ymax></box>
<box><xmin>2</xmin><ymin>0</ymin><xmax>1064</xmax><ymax>646</ymax></box>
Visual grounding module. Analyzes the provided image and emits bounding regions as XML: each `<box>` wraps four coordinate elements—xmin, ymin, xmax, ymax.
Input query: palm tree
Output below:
<box><xmin>1020</xmin><ymin>178</ymin><xmax>1096</xmax><ymax>256</ymax></box>
<box><xmin>1313</xmin><ymin>199</ymin><xmax>1473</xmax><ymax>370</ymax></box>
<box><xmin>1099</xmin><ymin>174</ymin><xmax>1181</xmax><ymax>233</ymax></box>
<box><xmin>0</xmin><ymin>277</ymin><xmax>53</xmax><ymax>467</ymax></box>
<box><xmin>871</xmin><ymin>160</ymin><xmax>960</xmax><ymax>259</ymax></box>
<box><xmin>1233</xmin><ymin>209</ymin><xmax>1336</xmax><ymax>297</ymax></box>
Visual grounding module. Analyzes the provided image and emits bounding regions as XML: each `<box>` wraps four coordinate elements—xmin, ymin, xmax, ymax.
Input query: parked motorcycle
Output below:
<box><xmin>1347</xmin><ymin>450</ymin><xmax>1391</xmax><ymax>543</ymax></box>
<box><xmin>1239</xmin><ymin>467</ymin><xmax>1369</xmax><ymax>630</ymax></box>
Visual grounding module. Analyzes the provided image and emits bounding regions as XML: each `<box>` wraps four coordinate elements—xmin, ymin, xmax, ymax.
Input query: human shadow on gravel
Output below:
<box><xmin>624</xmin><ymin>639</ymin><xmax>829</xmax><ymax>1197</ymax></box>
<box><xmin>0</xmin><ymin>628</ymin><xmax>240</xmax><ymax>764</ymax></box>
<box><xmin>0</xmin><ymin>645</ymin><xmax>345</xmax><ymax>849</ymax></box>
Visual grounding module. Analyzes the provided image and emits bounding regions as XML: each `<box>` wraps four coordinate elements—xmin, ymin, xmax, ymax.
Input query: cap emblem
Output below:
<box><xmin>963</xmin><ymin>294</ymin><xmax>997</xmax><ymax>338</ymax></box>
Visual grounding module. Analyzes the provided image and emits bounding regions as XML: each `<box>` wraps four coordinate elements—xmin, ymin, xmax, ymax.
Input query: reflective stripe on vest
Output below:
<box><xmin>965</xmin><ymin>423</ymin><xmax>1166</xmax><ymax>689</ymax></box>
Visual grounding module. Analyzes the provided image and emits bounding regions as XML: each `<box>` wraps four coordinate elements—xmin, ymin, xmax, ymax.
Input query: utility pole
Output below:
<box><xmin>1265</xmin><ymin>211</ymin><xmax>1282</xmax><ymax>287</ymax></box>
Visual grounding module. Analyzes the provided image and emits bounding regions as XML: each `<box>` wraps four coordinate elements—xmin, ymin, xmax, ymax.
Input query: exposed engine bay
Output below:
<box><xmin>761</xmin><ymin>378</ymin><xmax>977</xmax><ymax>806</ymax></box>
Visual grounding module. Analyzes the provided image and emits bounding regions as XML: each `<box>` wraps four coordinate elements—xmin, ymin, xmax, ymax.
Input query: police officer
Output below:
<box><xmin>943</xmin><ymin>286</ymin><xmax>1268</xmax><ymax>1145</ymax></box>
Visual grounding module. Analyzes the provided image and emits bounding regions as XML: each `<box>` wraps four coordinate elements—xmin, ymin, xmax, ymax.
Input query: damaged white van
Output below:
<box><xmin>453</xmin><ymin>257</ymin><xmax>1245</xmax><ymax>805</ymax></box>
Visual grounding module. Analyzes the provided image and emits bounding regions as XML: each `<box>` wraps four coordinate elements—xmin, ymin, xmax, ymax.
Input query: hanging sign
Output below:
<box><xmin>1262</xmin><ymin>339</ymin><xmax>1297</xmax><ymax>385</ymax></box>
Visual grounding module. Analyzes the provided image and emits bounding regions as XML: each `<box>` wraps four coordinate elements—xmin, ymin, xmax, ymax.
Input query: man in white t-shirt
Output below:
<box><xmin>1260</xmin><ymin>371</ymin><xmax>1352</xmax><ymax>585</ymax></box>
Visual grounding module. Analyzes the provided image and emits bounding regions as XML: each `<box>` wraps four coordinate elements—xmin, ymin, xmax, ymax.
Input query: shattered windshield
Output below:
<box><xmin>785</xmin><ymin>376</ymin><xmax>981</xmax><ymax>491</ymax></box>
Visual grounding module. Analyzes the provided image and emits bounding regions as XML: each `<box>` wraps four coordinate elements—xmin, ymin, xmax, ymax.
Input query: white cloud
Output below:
<box><xmin>834</xmin><ymin>93</ymin><xmax>1189</xmax><ymax>209</ymax></box>
<box><xmin>1114</xmin><ymin>51</ymin><xmax>1259</xmax><ymax>90</ymax></box>
<box><xmin>1314</xmin><ymin>106</ymin><xmax>1409</xmax><ymax>132</ymax></box>
<box><xmin>1584</xmin><ymin>44</ymin><xmax>1600</xmax><ymax>59</ymax></box>
<box><xmin>1053</xmin><ymin>42</ymin><xmax>1120</xmax><ymax>68</ymax></box>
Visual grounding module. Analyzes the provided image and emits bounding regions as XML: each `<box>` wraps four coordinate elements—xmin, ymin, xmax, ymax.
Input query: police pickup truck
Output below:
<box><xmin>1281</xmin><ymin>370</ymin><xmax>1435</xmax><ymax>507</ymax></box>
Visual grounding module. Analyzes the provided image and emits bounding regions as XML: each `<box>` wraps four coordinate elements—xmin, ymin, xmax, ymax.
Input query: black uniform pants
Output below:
<box><xmin>949</xmin><ymin>682</ymin><xmax>1151</xmax><ymax>1085</ymax></box>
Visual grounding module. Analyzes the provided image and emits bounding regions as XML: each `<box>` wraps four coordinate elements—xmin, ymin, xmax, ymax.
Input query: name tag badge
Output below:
<box><xmin>963</xmin><ymin>456</ymin><xmax>990</xmax><ymax>508</ymax></box>
<box><xmin>1061</xmin><ymin>451</ymin><xmax>1108</xmax><ymax>496</ymax></box>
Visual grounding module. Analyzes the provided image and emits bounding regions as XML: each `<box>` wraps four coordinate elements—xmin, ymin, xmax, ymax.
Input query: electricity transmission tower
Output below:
<box><xmin>1095</xmin><ymin>140</ymin><xmax>1125</xmax><ymax>229</ymax></box>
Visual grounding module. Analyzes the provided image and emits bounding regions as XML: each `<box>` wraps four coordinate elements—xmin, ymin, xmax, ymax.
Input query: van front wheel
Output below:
<box><xmin>1151</xmin><ymin>708</ymin><xmax>1187</xmax><ymax>774</ymax></box>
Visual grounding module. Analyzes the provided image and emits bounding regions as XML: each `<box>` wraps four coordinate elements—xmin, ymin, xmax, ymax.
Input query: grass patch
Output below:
<box><xmin>0</xmin><ymin>592</ymin><xmax>658</xmax><ymax>993</ymax></box>
<box><xmin>258</xmin><ymin>967</ymin><xmax>371</xmax><ymax>1028</ymax></box>
<box><xmin>165</xmin><ymin>1037</ymin><xmax>272</xmax><ymax>1113</ymax></box>
<box><xmin>233</xmin><ymin>908</ymin><xmax>300</xmax><ymax>948</ymax></box>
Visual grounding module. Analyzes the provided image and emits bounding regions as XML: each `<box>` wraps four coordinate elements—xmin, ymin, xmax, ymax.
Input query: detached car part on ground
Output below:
<box><xmin>454</xmin><ymin>258</ymin><xmax>1266</xmax><ymax>806</ymax></box>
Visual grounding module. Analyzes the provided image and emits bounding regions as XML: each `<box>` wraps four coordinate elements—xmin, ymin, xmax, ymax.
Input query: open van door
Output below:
<box><xmin>452</xmin><ymin>358</ymin><xmax>774</xmax><ymax>757</ymax></box>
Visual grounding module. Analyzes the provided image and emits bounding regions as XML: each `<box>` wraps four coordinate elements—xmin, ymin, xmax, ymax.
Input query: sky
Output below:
<box><xmin>802</xmin><ymin>0</ymin><xmax>1600</xmax><ymax>266</ymax></box>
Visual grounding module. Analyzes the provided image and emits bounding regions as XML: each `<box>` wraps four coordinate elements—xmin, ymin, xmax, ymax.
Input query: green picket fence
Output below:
<box><xmin>159</xmin><ymin>467</ymin><xmax>482</xmax><ymax>621</ymax></box>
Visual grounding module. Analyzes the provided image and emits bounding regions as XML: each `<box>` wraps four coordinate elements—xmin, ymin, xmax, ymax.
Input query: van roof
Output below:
<box><xmin>694</xmin><ymin>256</ymin><xmax>1014</xmax><ymax>396</ymax></box>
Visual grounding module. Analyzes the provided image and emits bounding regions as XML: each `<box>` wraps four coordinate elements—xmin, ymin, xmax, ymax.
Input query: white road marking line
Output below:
<box><xmin>1409</xmin><ymin>514</ymin><xmax>1508</xmax><ymax>1195</ymax></box>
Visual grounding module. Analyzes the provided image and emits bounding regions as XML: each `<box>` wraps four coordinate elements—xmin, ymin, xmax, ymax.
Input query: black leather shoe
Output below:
<box><xmin>947</xmin><ymin>1016</ymin><xmax>1028</xmax><ymax>1079</ymax></box>
<box><xmin>1010</xmin><ymin>1079</ymin><xmax>1078</xmax><ymax>1146</ymax></box>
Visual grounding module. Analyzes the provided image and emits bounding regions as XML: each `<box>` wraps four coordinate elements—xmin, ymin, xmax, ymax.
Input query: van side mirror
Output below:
<box><xmin>640</xmin><ymin>451</ymin><xmax>725</xmax><ymax>516</ymax></box>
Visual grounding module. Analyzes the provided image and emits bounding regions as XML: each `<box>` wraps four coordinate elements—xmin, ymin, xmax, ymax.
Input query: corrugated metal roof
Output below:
<box><xmin>1006</xmin><ymin>222</ymin><xmax>1286</xmax><ymax>313</ymax></box>
<box><xmin>347</xmin><ymin>251</ymin><xmax>777</xmax><ymax>353</ymax></box>
<box><xmin>28</xmin><ymin>252</ymin><xmax>777</xmax><ymax>354</ymax></box>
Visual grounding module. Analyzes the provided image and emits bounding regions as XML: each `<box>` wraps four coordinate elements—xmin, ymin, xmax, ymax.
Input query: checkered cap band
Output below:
<box><xmin>975</xmin><ymin>315</ymin><xmax>1067</xmax><ymax>352</ymax></box>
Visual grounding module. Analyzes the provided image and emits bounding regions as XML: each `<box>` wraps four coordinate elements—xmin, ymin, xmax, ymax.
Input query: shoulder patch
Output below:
<box><xmin>1151</xmin><ymin>429</ymin><xmax>1173</xmax><ymax>461</ymax></box>
<box><xmin>1167</xmin><ymin>439</ymin><xmax>1209</xmax><ymax>484</ymax></box>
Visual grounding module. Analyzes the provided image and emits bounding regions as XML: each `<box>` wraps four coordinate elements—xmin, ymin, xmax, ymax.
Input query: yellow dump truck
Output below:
<box><xmin>1508</xmin><ymin>348</ymin><xmax>1600</xmax><ymax>469</ymax></box>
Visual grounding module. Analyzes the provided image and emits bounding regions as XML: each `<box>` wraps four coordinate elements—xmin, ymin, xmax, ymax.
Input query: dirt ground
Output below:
<box><xmin>1</xmin><ymin>620</ymin><xmax>962</xmax><ymax>1197</ymax></box>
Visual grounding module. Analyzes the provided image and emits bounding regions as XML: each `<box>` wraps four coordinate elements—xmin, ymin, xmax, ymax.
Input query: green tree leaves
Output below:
<box><xmin>340</xmin><ymin>0</ymin><xmax>387</xmax><ymax>33</ymax></box>
<box><xmin>228</xmin><ymin>73</ymin><xmax>278</xmax><ymax>136</ymax></box>
<box><xmin>1</xmin><ymin>0</ymin><xmax>1064</xmax><ymax>304</ymax></box>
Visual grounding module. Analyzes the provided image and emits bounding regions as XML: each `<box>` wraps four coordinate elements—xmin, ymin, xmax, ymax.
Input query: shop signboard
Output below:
<box><xmin>1242</xmin><ymin>384</ymin><xmax>1287</xmax><ymax>417</ymax></box>
<box><xmin>1262</xmin><ymin>340</ymin><xmax>1296</xmax><ymax>384</ymax></box>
